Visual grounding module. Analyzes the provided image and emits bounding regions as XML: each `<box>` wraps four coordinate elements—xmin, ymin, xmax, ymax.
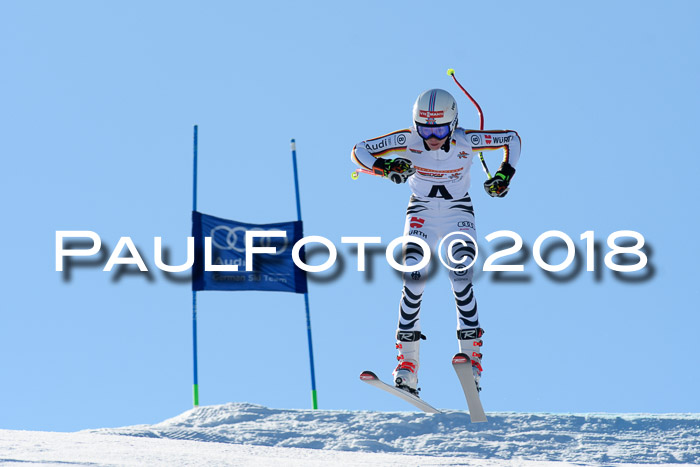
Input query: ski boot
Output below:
<box><xmin>458</xmin><ymin>328</ymin><xmax>484</xmax><ymax>391</ymax></box>
<box><xmin>393</xmin><ymin>331</ymin><xmax>422</xmax><ymax>396</ymax></box>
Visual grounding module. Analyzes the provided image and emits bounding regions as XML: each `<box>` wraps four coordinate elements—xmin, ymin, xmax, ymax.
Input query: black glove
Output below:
<box><xmin>484</xmin><ymin>162</ymin><xmax>516</xmax><ymax>197</ymax></box>
<box><xmin>372</xmin><ymin>157</ymin><xmax>416</xmax><ymax>184</ymax></box>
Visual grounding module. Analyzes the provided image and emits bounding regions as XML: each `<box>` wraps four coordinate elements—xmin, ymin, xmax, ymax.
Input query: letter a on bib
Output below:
<box><xmin>427</xmin><ymin>185</ymin><xmax>453</xmax><ymax>200</ymax></box>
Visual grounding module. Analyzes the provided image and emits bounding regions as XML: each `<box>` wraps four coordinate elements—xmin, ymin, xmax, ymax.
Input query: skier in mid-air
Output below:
<box><xmin>351</xmin><ymin>88</ymin><xmax>521</xmax><ymax>395</ymax></box>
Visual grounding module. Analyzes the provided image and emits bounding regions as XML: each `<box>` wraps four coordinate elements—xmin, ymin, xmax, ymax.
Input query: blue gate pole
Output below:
<box><xmin>290</xmin><ymin>139</ymin><xmax>318</xmax><ymax>410</ymax></box>
<box><xmin>192</xmin><ymin>125</ymin><xmax>200</xmax><ymax>407</ymax></box>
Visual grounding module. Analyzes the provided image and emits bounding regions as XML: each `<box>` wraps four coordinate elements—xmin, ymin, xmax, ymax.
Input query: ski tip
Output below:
<box><xmin>360</xmin><ymin>371</ymin><xmax>378</xmax><ymax>381</ymax></box>
<box><xmin>452</xmin><ymin>353</ymin><xmax>470</xmax><ymax>365</ymax></box>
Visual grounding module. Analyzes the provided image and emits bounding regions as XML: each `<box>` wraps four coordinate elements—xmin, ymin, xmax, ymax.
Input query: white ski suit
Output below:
<box><xmin>351</xmin><ymin>127</ymin><xmax>521</xmax><ymax>337</ymax></box>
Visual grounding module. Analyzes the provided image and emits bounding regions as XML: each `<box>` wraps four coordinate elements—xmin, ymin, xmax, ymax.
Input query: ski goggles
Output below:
<box><xmin>416</xmin><ymin>123</ymin><xmax>451</xmax><ymax>140</ymax></box>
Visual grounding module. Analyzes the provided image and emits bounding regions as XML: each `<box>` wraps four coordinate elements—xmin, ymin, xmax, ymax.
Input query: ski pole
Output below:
<box><xmin>350</xmin><ymin>167</ymin><xmax>376</xmax><ymax>180</ymax></box>
<box><xmin>447</xmin><ymin>68</ymin><xmax>492</xmax><ymax>179</ymax></box>
<box><xmin>351</xmin><ymin>166</ymin><xmax>413</xmax><ymax>182</ymax></box>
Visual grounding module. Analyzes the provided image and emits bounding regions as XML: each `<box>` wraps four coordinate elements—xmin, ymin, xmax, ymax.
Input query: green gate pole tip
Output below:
<box><xmin>311</xmin><ymin>390</ymin><xmax>318</xmax><ymax>410</ymax></box>
<box><xmin>193</xmin><ymin>384</ymin><xmax>200</xmax><ymax>407</ymax></box>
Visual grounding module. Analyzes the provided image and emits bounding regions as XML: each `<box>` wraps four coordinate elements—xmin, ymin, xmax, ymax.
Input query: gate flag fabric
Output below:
<box><xmin>192</xmin><ymin>211</ymin><xmax>308</xmax><ymax>294</ymax></box>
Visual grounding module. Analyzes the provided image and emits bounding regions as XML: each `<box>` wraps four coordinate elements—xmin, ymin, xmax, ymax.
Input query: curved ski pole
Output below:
<box><xmin>447</xmin><ymin>68</ymin><xmax>492</xmax><ymax>179</ymax></box>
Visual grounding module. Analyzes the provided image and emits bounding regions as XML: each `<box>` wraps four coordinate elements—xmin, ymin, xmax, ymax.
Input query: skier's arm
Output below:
<box><xmin>351</xmin><ymin>129</ymin><xmax>412</xmax><ymax>174</ymax></box>
<box><xmin>466</xmin><ymin>130</ymin><xmax>521</xmax><ymax>197</ymax></box>
<box><xmin>466</xmin><ymin>130</ymin><xmax>521</xmax><ymax>169</ymax></box>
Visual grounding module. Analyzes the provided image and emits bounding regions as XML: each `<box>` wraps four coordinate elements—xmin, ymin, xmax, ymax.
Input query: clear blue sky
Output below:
<box><xmin>1</xmin><ymin>1</ymin><xmax>698</xmax><ymax>431</ymax></box>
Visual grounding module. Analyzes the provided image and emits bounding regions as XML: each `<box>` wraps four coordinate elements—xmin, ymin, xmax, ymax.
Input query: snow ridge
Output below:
<box><xmin>87</xmin><ymin>403</ymin><xmax>700</xmax><ymax>464</ymax></box>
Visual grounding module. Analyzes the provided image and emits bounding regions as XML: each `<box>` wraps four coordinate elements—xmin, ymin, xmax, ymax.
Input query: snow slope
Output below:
<box><xmin>81</xmin><ymin>402</ymin><xmax>700</xmax><ymax>465</ymax></box>
<box><xmin>0</xmin><ymin>430</ymin><xmax>575</xmax><ymax>466</ymax></box>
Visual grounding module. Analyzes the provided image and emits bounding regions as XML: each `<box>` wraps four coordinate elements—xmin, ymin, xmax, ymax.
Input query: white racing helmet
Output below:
<box><xmin>412</xmin><ymin>89</ymin><xmax>458</xmax><ymax>140</ymax></box>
